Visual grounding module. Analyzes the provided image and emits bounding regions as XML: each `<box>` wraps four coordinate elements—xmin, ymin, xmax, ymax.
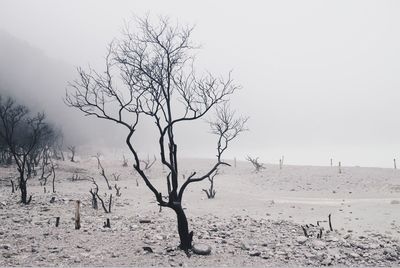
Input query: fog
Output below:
<box><xmin>1</xmin><ymin>0</ymin><xmax>400</xmax><ymax>167</ymax></box>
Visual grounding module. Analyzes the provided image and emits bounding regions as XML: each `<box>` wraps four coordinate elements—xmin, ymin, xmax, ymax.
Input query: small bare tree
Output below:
<box><xmin>140</xmin><ymin>155</ymin><xmax>156</xmax><ymax>171</ymax></box>
<box><xmin>89</xmin><ymin>178</ymin><xmax>99</xmax><ymax>210</ymax></box>
<box><xmin>202</xmin><ymin>169</ymin><xmax>218</xmax><ymax>199</ymax></box>
<box><xmin>66</xmin><ymin>15</ymin><xmax>247</xmax><ymax>251</ymax></box>
<box><xmin>112</xmin><ymin>173</ymin><xmax>120</xmax><ymax>181</ymax></box>
<box><xmin>114</xmin><ymin>184</ymin><xmax>121</xmax><ymax>197</ymax></box>
<box><xmin>89</xmin><ymin>177</ymin><xmax>112</xmax><ymax>213</ymax></box>
<box><xmin>122</xmin><ymin>155</ymin><xmax>128</xmax><ymax>167</ymax></box>
<box><xmin>67</xmin><ymin>146</ymin><xmax>76</xmax><ymax>162</ymax></box>
<box><xmin>246</xmin><ymin>156</ymin><xmax>265</xmax><ymax>172</ymax></box>
<box><xmin>50</xmin><ymin>158</ymin><xmax>57</xmax><ymax>193</ymax></box>
<box><xmin>93</xmin><ymin>154</ymin><xmax>112</xmax><ymax>190</ymax></box>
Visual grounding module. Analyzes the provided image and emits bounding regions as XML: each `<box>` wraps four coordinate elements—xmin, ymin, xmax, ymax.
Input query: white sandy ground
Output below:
<box><xmin>0</xmin><ymin>155</ymin><xmax>400</xmax><ymax>266</ymax></box>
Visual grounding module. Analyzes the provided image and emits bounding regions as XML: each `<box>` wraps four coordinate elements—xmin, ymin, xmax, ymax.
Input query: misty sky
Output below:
<box><xmin>1</xmin><ymin>0</ymin><xmax>400</xmax><ymax>167</ymax></box>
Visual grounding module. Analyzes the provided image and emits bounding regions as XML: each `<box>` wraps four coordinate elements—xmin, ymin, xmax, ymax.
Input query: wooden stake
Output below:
<box><xmin>328</xmin><ymin>213</ymin><xmax>333</xmax><ymax>231</ymax></box>
<box><xmin>394</xmin><ymin>158</ymin><xmax>397</xmax><ymax>169</ymax></box>
<box><xmin>10</xmin><ymin>179</ymin><xmax>15</xmax><ymax>193</ymax></box>
<box><xmin>338</xmin><ymin>162</ymin><xmax>341</xmax><ymax>174</ymax></box>
<box><xmin>75</xmin><ymin>200</ymin><xmax>81</xmax><ymax>230</ymax></box>
<box><xmin>104</xmin><ymin>218</ymin><xmax>111</xmax><ymax>228</ymax></box>
<box><xmin>330</xmin><ymin>158</ymin><xmax>333</xmax><ymax>167</ymax></box>
<box><xmin>55</xmin><ymin>216</ymin><xmax>60</xmax><ymax>227</ymax></box>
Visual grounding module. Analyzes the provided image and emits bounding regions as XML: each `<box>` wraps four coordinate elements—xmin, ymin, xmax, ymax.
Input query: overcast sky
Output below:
<box><xmin>1</xmin><ymin>0</ymin><xmax>400</xmax><ymax>167</ymax></box>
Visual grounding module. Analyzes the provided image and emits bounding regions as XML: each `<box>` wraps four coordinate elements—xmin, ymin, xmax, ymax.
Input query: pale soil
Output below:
<box><xmin>0</xmin><ymin>156</ymin><xmax>400</xmax><ymax>266</ymax></box>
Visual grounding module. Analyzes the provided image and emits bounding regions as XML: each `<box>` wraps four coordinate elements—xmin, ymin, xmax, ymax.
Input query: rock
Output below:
<box><xmin>240</xmin><ymin>242</ymin><xmax>251</xmax><ymax>250</ymax></box>
<box><xmin>275</xmin><ymin>250</ymin><xmax>287</xmax><ymax>256</ymax></box>
<box><xmin>384</xmin><ymin>248</ymin><xmax>398</xmax><ymax>258</ymax></box>
<box><xmin>192</xmin><ymin>243</ymin><xmax>212</xmax><ymax>255</ymax></box>
<box><xmin>142</xmin><ymin>246</ymin><xmax>153</xmax><ymax>253</ymax></box>
<box><xmin>390</xmin><ymin>200</ymin><xmax>400</xmax><ymax>205</ymax></box>
<box><xmin>249</xmin><ymin>250</ymin><xmax>261</xmax><ymax>256</ymax></box>
<box><xmin>2</xmin><ymin>244</ymin><xmax>10</xmax><ymax>250</ymax></box>
<box><xmin>343</xmin><ymin>234</ymin><xmax>351</xmax><ymax>239</ymax></box>
<box><xmin>139</xmin><ymin>219</ymin><xmax>152</xmax><ymax>224</ymax></box>
<box><xmin>325</xmin><ymin>235</ymin><xmax>339</xmax><ymax>242</ymax></box>
<box><xmin>296</xmin><ymin>236</ymin><xmax>308</xmax><ymax>244</ymax></box>
<box><xmin>311</xmin><ymin>240</ymin><xmax>326</xmax><ymax>250</ymax></box>
<box><xmin>352</xmin><ymin>241</ymin><xmax>369</xmax><ymax>250</ymax></box>
<box><xmin>349</xmin><ymin>252</ymin><xmax>360</xmax><ymax>258</ymax></box>
<box><xmin>321</xmin><ymin>255</ymin><xmax>333</xmax><ymax>266</ymax></box>
<box><xmin>369</xmin><ymin>243</ymin><xmax>380</xmax><ymax>249</ymax></box>
<box><xmin>304</xmin><ymin>252</ymin><xmax>315</xmax><ymax>259</ymax></box>
<box><xmin>155</xmin><ymin>235</ymin><xmax>164</xmax><ymax>240</ymax></box>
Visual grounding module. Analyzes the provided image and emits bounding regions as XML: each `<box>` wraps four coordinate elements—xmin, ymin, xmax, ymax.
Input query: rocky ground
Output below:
<box><xmin>1</xmin><ymin>156</ymin><xmax>400</xmax><ymax>266</ymax></box>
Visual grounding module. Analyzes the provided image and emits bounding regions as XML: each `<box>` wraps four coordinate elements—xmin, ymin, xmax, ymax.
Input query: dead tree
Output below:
<box><xmin>114</xmin><ymin>184</ymin><xmax>121</xmax><ymax>196</ymax></box>
<box><xmin>93</xmin><ymin>154</ymin><xmax>112</xmax><ymax>189</ymax></box>
<box><xmin>97</xmin><ymin>193</ymin><xmax>112</xmax><ymax>213</ymax></box>
<box><xmin>112</xmin><ymin>173</ymin><xmax>120</xmax><ymax>181</ymax></box>
<box><xmin>202</xmin><ymin>169</ymin><xmax>217</xmax><ymax>199</ymax></box>
<box><xmin>246</xmin><ymin>156</ymin><xmax>265</xmax><ymax>172</ymax></box>
<box><xmin>66</xmin><ymin>15</ymin><xmax>247</xmax><ymax>252</ymax></box>
<box><xmin>71</xmin><ymin>173</ymin><xmax>80</xmax><ymax>181</ymax></box>
<box><xmin>67</xmin><ymin>146</ymin><xmax>76</xmax><ymax>162</ymax></box>
<box><xmin>50</xmin><ymin>159</ymin><xmax>57</xmax><ymax>193</ymax></box>
<box><xmin>89</xmin><ymin>177</ymin><xmax>112</xmax><ymax>213</ymax></box>
<box><xmin>89</xmin><ymin>178</ymin><xmax>99</xmax><ymax>210</ymax></box>
<box><xmin>140</xmin><ymin>155</ymin><xmax>156</xmax><ymax>171</ymax></box>
<box><xmin>122</xmin><ymin>155</ymin><xmax>128</xmax><ymax>167</ymax></box>
<box><xmin>0</xmin><ymin>96</ymin><xmax>55</xmax><ymax>204</ymax></box>
<box><xmin>10</xmin><ymin>179</ymin><xmax>16</xmax><ymax>193</ymax></box>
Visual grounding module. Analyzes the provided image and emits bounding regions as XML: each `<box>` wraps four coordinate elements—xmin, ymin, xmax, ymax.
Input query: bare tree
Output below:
<box><xmin>93</xmin><ymin>154</ymin><xmax>112</xmax><ymax>190</ymax></box>
<box><xmin>67</xmin><ymin>146</ymin><xmax>76</xmax><ymax>162</ymax></box>
<box><xmin>50</xmin><ymin>158</ymin><xmax>57</xmax><ymax>193</ymax></box>
<box><xmin>65</xmin><ymin>15</ymin><xmax>247</xmax><ymax>252</ymax></box>
<box><xmin>114</xmin><ymin>184</ymin><xmax>121</xmax><ymax>197</ymax></box>
<box><xmin>89</xmin><ymin>178</ymin><xmax>99</xmax><ymax>210</ymax></box>
<box><xmin>202</xmin><ymin>169</ymin><xmax>218</xmax><ymax>199</ymax></box>
<box><xmin>246</xmin><ymin>156</ymin><xmax>265</xmax><ymax>172</ymax></box>
<box><xmin>140</xmin><ymin>154</ymin><xmax>156</xmax><ymax>171</ymax></box>
<box><xmin>122</xmin><ymin>155</ymin><xmax>128</xmax><ymax>167</ymax></box>
<box><xmin>0</xmin><ymin>95</ymin><xmax>54</xmax><ymax>204</ymax></box>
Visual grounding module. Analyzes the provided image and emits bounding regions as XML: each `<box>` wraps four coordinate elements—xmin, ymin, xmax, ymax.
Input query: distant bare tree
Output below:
<box><xmin>246</xmin><ymin>156</ymin><xmax>265</xmax><ymax>172</ymax></box>
<box><xmin>93</xmin><ymin>154</ymin><xmax>112</xmax><ymax>190</ymax></box>
<box><xmin>202</xmin><ymin>169</ymin><xmax>218</xmax><ymax>199</ymax></box>
<box><xmin>89</xmin><ymin>178</ymin><xmax>99</xmax><ymax>210</ymax></box>
<box><xmin>112</xmin><ymin>173</ymin><xmax>120</xmax><ymax>181</ymax></box>
<box><xmin>0</xmin><ymin>95</ymin><xmax>54</xmax><ymax>204</ymax></box>
<box><xmin>122</xmin><ymin>155</ymin><xmax>128</xmax><ymax>167</ymax></box>
<box><xmin>140</xmin><ymin>155</ymin><xmax>156</xmax><ymax>171</ymax></box>
<box><xmin>65</xmin><ymin>15</ymin><xmax>247</xmax><ymax>252</ymax></box>
<box><xmin>67</xmin><ymin>146</ymin><xmax>76</xmax><ymax>162</ymax></box>
<box><xmin>49</xmin><ymin>158</ymin><xmax>57</xmax><ymax>193</ymax></box>
<box><xmin>114</xmin><ymin>184</ymin><xmax>121</xmax><ymax>197</ymax></box>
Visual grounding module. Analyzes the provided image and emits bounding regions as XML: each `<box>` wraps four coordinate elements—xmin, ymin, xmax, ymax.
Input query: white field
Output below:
<box><xmin>0</xmin><ymin>155</ymin><xmax>400</xmax><ymax>266</ymax></box>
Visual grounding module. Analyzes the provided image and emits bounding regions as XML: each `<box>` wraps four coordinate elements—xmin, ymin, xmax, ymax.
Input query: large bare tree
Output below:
<box><xmin>0</xmin><ymin>95</ymin><xmax>55</xmax><ymax>204</ymax></box>
<box><xmin>65</xmin><ymin>16</ymin><xmax>247</xmax><ymax>252</ymax></box>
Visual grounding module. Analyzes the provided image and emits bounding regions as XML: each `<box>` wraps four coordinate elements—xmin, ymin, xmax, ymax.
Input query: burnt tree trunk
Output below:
<box><xmin>19</xmin><ymin>173</ymin><xmax>31</xmax><ymax>204</ymax></box>
<box><xmin>171</xmin><ymin>203</ymin><xmax>193</xmax><ymax>251</ymax></box>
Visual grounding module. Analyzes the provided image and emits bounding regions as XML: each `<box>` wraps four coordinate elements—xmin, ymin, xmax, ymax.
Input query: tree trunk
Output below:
<box><xmin>19</xmin><ymin>175</ymin><xmax>30</xmax><ymax>204</ymax></box>
<box><xmin>172</xmin><ymin>203</ymin><xmax>193</xmax><ymax>251</ymax></box>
